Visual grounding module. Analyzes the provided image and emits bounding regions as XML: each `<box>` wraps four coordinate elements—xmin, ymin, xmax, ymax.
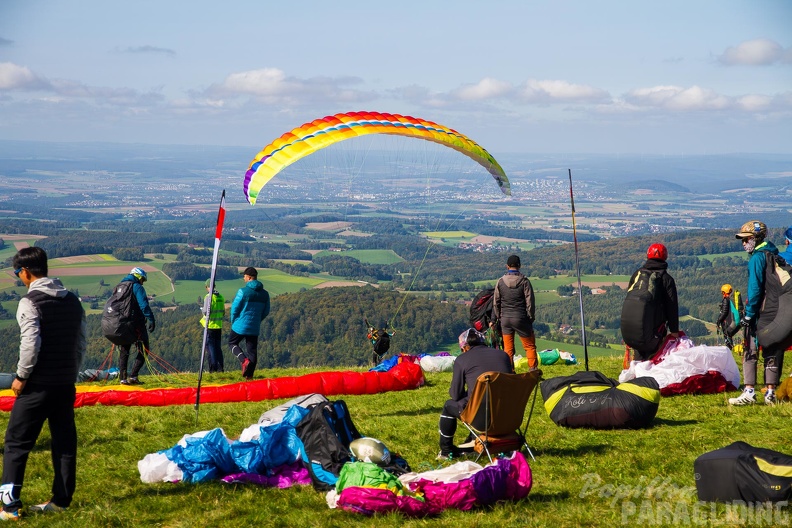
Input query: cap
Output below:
<box><xmin>458</xmin><ymin>328</ymin><xmax>485</xmax><ymax>350</ymax></box>
<box><xmin>785</xmin><ymin>226</ymin><xmax>792</xmax><ymax>243</ymax></box>
<box><xmin>507</xmin><ymin>255</ymin><xmax>521</xmax><ymax>268</ymax></box>
<box><xmin>242</xmin><ymin>267</ymin><xmax>258</xmax><ymax>278</ymax></box>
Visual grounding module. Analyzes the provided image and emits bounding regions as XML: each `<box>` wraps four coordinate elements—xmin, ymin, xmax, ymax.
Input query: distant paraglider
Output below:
<box><xmin>243</xmin><ymin>111</ymin><xmax>510</xmax><ymax>204</ymax></box>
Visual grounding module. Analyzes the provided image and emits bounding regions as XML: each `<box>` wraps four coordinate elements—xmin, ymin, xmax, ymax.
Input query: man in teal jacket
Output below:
<box><xmin>229</xmin><ymin>267</ymin><xmax>270</xmax><ymax>380</ymax></box>
<box><xmin>729</xmin><ymin>220</ymin><xmax>781</xmax><ymax>406</ymax></box>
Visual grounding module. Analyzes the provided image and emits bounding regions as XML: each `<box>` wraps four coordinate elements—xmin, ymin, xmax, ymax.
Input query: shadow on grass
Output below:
<box><xmin>523</xmin><ymin>490</ymin><xmax>572</xmax><ymax>502</ymax></box>
<box><xmin>537</xmin><ymin>443</ymin><xmax>611</xmax><ymax>457</ymax></box>
<box><xmin>378</xmin><ymin>405</ymin><xmax>442</xmax><ymax>417</ymax></box>
<box><xmin>652</xmin><ymin>418</ymin><xmax>700</xmax><ymax>427</ymax></box>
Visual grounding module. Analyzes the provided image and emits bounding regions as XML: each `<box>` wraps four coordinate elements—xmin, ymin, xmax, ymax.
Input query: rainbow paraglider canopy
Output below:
<box><xmin>243</xmin><ymin>111</ymin><xmax>510</xmax><ymax>204</ymax></box>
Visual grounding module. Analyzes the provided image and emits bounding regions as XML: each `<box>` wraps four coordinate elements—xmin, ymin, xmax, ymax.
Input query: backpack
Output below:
<box><xmin>757</xmin><ymin>254</ymin><xmax>792</xmax><ymax>350</ymax></box>
<box><xmin>101</xmin><ymin>281</ymin><xmax>141</xmax><ymax>345</ymax></box>
<box><xmin>470</xmin><ymin>287</ymin><xmax>496</xmax><ymax>332</ymax></box>
<box><xmin>296</xmin><ymin>400</ymin><xmax>362</xmax><ymax>491</ymax></box>
<box><xmin>620</xmin><ymin>269</ymin><xmax>664</xmax><ymax>358</ymax></box>
<box><xmin>370</xmin><ymin>329</ymin><xmax>391</xmax><ymax>356</ymax></box>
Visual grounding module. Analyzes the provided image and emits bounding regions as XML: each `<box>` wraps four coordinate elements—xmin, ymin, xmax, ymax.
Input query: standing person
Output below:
<box><xmin>715</xmin><ymin>284</ymin><xmax>743</xmax><ymax>350</ymax></box>
<box><xmin>493</xmin><ymin>254</ymin><xmax>537</xmax><ymax>370</ymax></box>
<box><xmin>116</xmin><ymin>267</ymin><xmax>156</xmax><ymax>385</ymax></box>
<box><xmin>729</xmin><ymin>220</ymin><xmax>782</xmax><ymax>406</ymax></box>
<box><xmin>621</xmin><ymin>243</ymin><xmax>680</xmax><ymax>361</ymax></box>
<box><xmin>229</xmin><ymin>267</ymin><xmax>270</xmax><ymax>380</ymax></box>
<box><xmin>437</xmin><ymin>328</ymin><xmax>512</xmax><ymax>460</ymax></box>
<box><xmin>200</xmin><ymin>279</ymin><xmax>225</xmax><ymax>373</ymax></box>
<box><xmin>779</xmin><ymin>226</ymin><xmax>792</xmax><ymax>264</ymax></box>
<box><xmin>1</xmin><ymin>247</ymin><xmax>86</xmax><ymax>520</ymax></box>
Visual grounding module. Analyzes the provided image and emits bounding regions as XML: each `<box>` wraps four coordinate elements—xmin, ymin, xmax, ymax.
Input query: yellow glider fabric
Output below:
<box><xmin>243</xmin><ymin>111</ymin><xmax>510</xmax><ymax>204</ymax></box>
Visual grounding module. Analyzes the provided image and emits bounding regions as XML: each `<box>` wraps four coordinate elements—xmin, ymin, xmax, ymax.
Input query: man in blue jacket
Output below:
<box><xmin>118</xmin><ymin>267</ymin><xmax>156</xmax><ymax>385</ymax></box>
<box><xmin>729</xmin><ymin>221</ymin><xmax>781</xmax><ymax>406</ymax></box>
<box><xmin>230</xmin><ymin>267</ymin><xmax>270</xmax><ymax>380</ymax></box>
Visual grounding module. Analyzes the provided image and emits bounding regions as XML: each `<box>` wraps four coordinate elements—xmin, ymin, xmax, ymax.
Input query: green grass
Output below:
<box><xmin>314</xmin><ymin>249</ymin><xmax>404</xmax><ymax>265</ymax></box>
<box><xmin>1</xmin><ymin>357</ymin><xmax>790</xmax><ymax>527</ymax></box>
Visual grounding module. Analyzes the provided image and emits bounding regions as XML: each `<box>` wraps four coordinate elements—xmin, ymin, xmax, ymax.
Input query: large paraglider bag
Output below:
<box><xmin>101</xmin><ymin>281</ymin><xmax>141</xmax><ymax>346</ymax></box>
<box><xmin>694</xmin><ymin>441</ymin><xmax>792</xmax><ymax>503</ymax></box>
<box><xmin>757</xmin><ymin>254</ymin><xmax>792</xmax><ymax>350</ymax></box>
<box><xmin>620</xmin><ymin>270</ymin><xmax>663</xmax><ymax>358</ymax></box>
<box><xmin>540</xmin><ymin>371</ymin><xmax>660</xmax><ymax>429</ymax></box>
<box><xmin>373</xmin><ymin>330</ymin><xmax>390</xmax><ymax>356</ymax></box>
<box><xmin>296</xmin><ymin>400</ymin><xmax>362</xmax><ymax>491</ymax></box>
<box><xmin>470</xmin><ymin>287</ymin><xmax>496</xmax><ymax>332</ymax></box>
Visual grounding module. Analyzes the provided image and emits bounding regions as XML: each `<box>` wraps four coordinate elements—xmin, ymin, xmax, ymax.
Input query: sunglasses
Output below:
<box><xmin>13</xmin><ymin>267</ymin><xmax>24</xmax><ymax>277</ymax></box>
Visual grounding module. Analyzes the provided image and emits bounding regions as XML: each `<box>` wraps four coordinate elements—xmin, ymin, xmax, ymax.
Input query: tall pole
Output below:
<box><xmin>568</xmin><ymin>170</ymin><xmax>589</xmax><ymax>371</ymax></box>
<box><xmin>195</xmin><ymin>190</ymin><xmax>226</xmax><ymax>424</ymax></box>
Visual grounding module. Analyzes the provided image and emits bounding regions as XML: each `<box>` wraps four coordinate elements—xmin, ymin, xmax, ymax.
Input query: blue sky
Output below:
<box><xmin>0</xmin><ymin>0</ymin><xmax>790</xmax><ymax>154</ymax></box>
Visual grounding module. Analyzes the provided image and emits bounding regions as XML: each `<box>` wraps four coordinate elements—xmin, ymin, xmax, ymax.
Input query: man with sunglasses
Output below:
<box><xmin>1</xmin><ymin>247</ymin><xmax>86</xmax><ymax>520</ymax></box>
<box><xmin>729</xmin><ymin>220</ymin><xmax>782</xmax><ymax>406</ymax></box>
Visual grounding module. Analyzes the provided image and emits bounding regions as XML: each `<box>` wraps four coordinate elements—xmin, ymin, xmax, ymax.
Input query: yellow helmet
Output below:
<box><xmin>721</xmin><ymin>284</ymin><xmax>732</xmax><ymax>296</ymax></box>
<box><xmin>735</xmin><ymin>220</ymin><xmax>767</xmax><ymax>241</ymax></box>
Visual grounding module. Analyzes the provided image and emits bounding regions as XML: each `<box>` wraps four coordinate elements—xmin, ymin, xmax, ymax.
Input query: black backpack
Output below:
<box><xmin>757</xmin><ymin>253</ymin><xmax>792</xmax><ymax>350</ymax></box>
<box><xmin>620</xmin><ymin>269</ymin><xmax>664</xmax><ymax>357</ymax></box>
<box><xmin>470</xmin><ymin>287</ymin><xmax>496</xmax><ymax>332</ymax></box>
<box><xmin>295</xmin><ymin>400</ymin><xmax>362</xmax><ymax>491</ymax></box>
<box><xmin>371</xmin><ymin>329</ymin><xmax>391</xmax><ymax>356</ymax></box>
<box><xmin>101</xmin><ymin>281</ymin><xmax>141</xmax><ymax>345</ymax></box>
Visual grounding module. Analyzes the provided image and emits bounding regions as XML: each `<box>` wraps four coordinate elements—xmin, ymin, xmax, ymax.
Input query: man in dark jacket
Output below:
<box><xmin>437</xmin><ymin>328</ymin><xmax>512</xmax><ymax>460</ymax></box>
<box><xmin>117</xmin><ymin>267</ymin><xmax>156</xmax><ymax>385</ymax></box>
<box><xmin>1</xmin><ymin>248</ymin><xmax>86</xmax><ymax>520</ymax></box>
<box><xmin>623</xmin><ymin>243</ymin><xmax>680</xmax><ymax>361</ymax></box>
<box><xmin>229</xmin><ymin>267</ymin><xmax>270</xmax><ymax>380</ymax></box>
<box><xmin>493</xmin><ymin>254</ymin><xmax>537</xmax><ymax>369</ymax></box>
<box><xmin>729</xmin><ymin>220</ymin><xmax>782</xmax><ymax>406</ymax></box>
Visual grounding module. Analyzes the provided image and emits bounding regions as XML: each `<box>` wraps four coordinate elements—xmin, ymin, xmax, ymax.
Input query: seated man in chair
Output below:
<box><xmin>437</xmin><ymin>328</ymin><xmax>513</xmax><ymax>460</ymax></box>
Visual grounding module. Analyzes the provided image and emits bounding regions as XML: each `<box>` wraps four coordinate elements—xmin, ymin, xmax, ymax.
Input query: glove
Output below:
<box><xmin>147</xmin><ymin>320</ymin><xmax>156</xmax><ymax>332</ymax></box>
<box><xmin>739</xmin><ymin>316</ymin><xmax>751</xmax><ymax>328</ymax></box>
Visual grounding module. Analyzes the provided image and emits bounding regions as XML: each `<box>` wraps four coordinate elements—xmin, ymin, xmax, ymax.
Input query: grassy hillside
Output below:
<box><xmin>1</xmin><ymin>357</ymin><xmax>790</xmax><ymax>527</ymax></box>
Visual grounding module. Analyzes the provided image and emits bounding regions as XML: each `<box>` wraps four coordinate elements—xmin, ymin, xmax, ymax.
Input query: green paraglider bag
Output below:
<box><xmin>539</xmin><ymin>349</ymin><xmax>560</xmax><ymax>366</ymax></box>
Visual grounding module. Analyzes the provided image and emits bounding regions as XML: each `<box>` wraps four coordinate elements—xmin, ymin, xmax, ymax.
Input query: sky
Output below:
<box><xmin>0</xmin><ymin>0</ymin><xmax>791</xmax><ymax>155</ymax></box>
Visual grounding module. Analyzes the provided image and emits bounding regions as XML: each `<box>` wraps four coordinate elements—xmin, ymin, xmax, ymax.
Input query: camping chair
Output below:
<box><xmin>458</xmin><ymin>369</ymin><xmax>543</xmax><ymax>464</ymax></box>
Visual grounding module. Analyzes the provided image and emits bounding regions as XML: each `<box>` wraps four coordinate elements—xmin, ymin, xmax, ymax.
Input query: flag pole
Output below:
<box><xmin>195</xmin><ymin>190</ymin><xmax>226</xmax><ymax>424</ymax></box>
<box><xmin>568</xmin><ymin>170</ymin><xmax>589</xmax><ymax>371</ymax></box>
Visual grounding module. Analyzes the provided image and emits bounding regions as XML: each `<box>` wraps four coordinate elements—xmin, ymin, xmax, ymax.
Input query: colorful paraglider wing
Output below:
<box><xmin>243</xmin><ymin>111</ymin><xmax>510</xmax><ymax>204</ymax></box>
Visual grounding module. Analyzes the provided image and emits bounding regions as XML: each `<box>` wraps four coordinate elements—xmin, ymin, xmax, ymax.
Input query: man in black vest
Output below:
<box><xmin>437</xmin><ymin>328</ymin><xmax>512</xmax><ymax>460</ymax></box>
<box><xmin>1</xmin><ymin>247</ymin><xmax>86</xmax><ymax>520</ymax></box>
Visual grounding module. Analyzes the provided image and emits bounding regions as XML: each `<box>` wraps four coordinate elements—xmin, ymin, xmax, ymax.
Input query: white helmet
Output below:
<box><xmin>130</xmin><ymin>267</ymin><xmax>147</xmax><ymax>282</ymax></box>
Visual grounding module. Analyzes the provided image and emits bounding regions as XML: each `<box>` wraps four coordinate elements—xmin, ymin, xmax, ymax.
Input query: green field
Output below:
<box><xmin>314</xmin><ymin>249</ymin><xmax>404</xmax><ymax>265</ymax></box>
<box><xmin>422</xmin><ymin>230</ymin><xmax>478</xmax><ymax>239</ymax></box>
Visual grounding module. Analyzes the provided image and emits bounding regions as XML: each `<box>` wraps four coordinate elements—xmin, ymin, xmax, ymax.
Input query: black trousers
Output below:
<box><xmin>119</xmin><ymin>336</ymin><xmax>149</xmax><ymax>379</ymax></box>
<box><xmin>2</xmin><ymin>384</ymin><xmax>77</xmax><ymax>510</ymax></box>
<box><xmin>206</xmin><ymin>328</ymin><xmax>224</xmax><ymax>373</ymax></box>
<box><xmin>229</xmin><ymin>330</ymin><xmax>258</xmax><ymax>377</ymax></box>
<box><xmin>438</xmin><ymin>399</ymin><xmax>467</xmax><ymax>452</ymax></box>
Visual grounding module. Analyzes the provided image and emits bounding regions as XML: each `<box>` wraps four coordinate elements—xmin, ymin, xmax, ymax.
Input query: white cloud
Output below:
<box><xmin>454</xmin><ymin>78</ymin><xmax>513</xmax><ymax>100</ymax></box>
<box><xmin>517</xmin><ymin>79</ymin><xmax>610</xmax><ymax>103</ymax></box>
<box><xmin>624</xmin><ymin>85</ymin><xmax>730</xmax><ymax>110</ymax></box>
<box><xmin>0</xmin><ymin>62</ymin><xmax>50</xmax><ymax>90</ymax></box>
<box><xmin>207</xmin><ymin>68</ymin><xmax>376</xmax><ymax>105</ymax></box>
<box><xmin>717</xmin><ymin>38</ymin><xmax>790</xmax><ymax>66</ymax></box>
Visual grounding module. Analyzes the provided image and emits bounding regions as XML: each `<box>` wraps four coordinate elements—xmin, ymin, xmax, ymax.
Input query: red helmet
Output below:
<box><xmin>647</xmin><ymin>243</ymin><xmax>668</xmax><ymax>261</ymax></box>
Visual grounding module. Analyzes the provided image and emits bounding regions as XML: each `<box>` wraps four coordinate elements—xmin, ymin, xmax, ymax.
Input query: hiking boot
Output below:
<box><xmin>241</xmin><ymin>358</ymin><xmax>250</xmax><ymax>377</ymax></box>
<box><xmin>29</xmin><ymin>502</ymin><xmax>65</xmax><ymax>514</ymax></box>
<box><xmin>127</xmin><ymin>377</ymin><xmax>143</xmax><ymax>385</ymax></box>
<box><xmin>728</xmin><ymin>389</ymin><xmax>757</xmax><ymax>406</ymax></box>
<box><xmin>0</xmin><ymin>509</ymin><xmax>20</xmax><ymax>521</ymax></box>
<box><xmin>765</xmin><ymin>391</ymin><xmax>777</xmax><ymax>406</ymax></box>
<box><xmin>120</xmin><ymin>379</ymin><xmax>131</xmax><ymax>386</ymax></box>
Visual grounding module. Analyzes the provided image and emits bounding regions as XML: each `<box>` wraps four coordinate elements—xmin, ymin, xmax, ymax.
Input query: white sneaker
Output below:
<box><xmin>764</xmin><ymin>391</ymin><xmax>776</xmax><ymax>406</ymax></box>
<box><xmin>729</xmin><ymin>389</ymin><xmax>757</xmax><ymax>406</ymax></box>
